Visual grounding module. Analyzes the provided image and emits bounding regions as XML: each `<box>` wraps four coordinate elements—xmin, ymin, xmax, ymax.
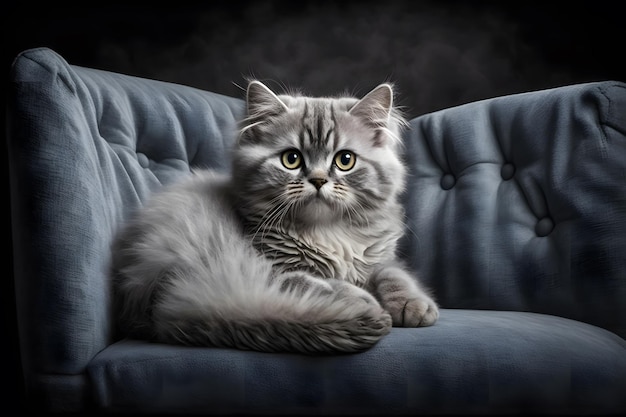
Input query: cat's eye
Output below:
<box><xmin>281</xmin><ymin>149</ymin><xmax>303</xmax><ymax>170</ymax></box>
<box><xmin>334</xmin><ymin>151</ymin><xmax>356</xmax><ymax>171</ymax></box>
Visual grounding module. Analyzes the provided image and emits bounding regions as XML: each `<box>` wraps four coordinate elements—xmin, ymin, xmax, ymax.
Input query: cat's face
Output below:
<box><xmin>232</xmin><ymin>81</ymin><xmax>407</xmax><ymax>228</ymax></box>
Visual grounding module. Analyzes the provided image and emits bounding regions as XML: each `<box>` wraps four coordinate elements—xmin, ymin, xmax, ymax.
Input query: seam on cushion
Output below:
<box><xmin>441</xmin><ymin>130</ymin><xmax>454</xmax><ymax>175</ymax></box>
<box><xmin>598</xmin><ymin>82</ymin><xmax>626</xmax><ymax>138</ymax></box>
<box><xmin>456</xmin><ymin>160</ymin><xmax>500</xmax><ymax>178</ymax></box>
<box><xmin>417</xmin><ymin>118</ymin><xmax>446</xmax><ymax>173</ymax></box>
<box><xmin>17</xmin><ymin>49</ymin><xmax>77</xmax><ymax>95</ymax></box>
<box><xmin>517</xmin><ymin>175</ymin><xmax>550</xmax><ymax>221</ymax></box>
<box><xmin>596</xmin><ymin>85</ymin><xmax>611</xmax><ymax>156</ymax></box>
<box><xmin>487</xmin><ymin>102</ymin><xmax>510</xmax><ymax>165</ymax></box>
<box><xmin>11</xmin><ymin>47</ymin><xmax>51</xmax><ymax>68</ymax></box>
<box><xmin>105</xmin><ymin>354</ymin><xmax>192</xmax><ymax>369</ymax></box>
<box><xmin>107</xmin><ymin>143</ymin><xmax>148</xmax><ymax>203</ymax></box>
<box><xmin>454</xmin><ymin>159</ymin><xmax>545</xmax><ymax>225</ymax></box>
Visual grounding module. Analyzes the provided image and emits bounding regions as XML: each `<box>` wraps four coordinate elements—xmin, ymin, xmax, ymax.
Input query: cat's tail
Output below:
<box><xmin>151</xmin><ymin>276</ymin><xmax>392</xmax><ymax>354</ymax></box>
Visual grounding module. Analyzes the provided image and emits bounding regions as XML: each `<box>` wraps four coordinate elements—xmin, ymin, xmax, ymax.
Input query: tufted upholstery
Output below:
<box><xmin>8</xmin><ymin>47</ymin><xmax>243</xmax><ymax>410</ymax></box>
<box><xmin>400</xmin><ymin>81</ymin><xmax>626</xmax><ymax>337</ymax></box>
<box><xmin>7</xmin><ymin>48</ymin><xmax>626</xmax><ymax>415</ymax></box>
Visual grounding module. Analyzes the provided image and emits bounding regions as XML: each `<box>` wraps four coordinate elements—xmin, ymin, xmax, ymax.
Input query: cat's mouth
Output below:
<box><xmin>307</xmin><ymin>193</ymin><xmax>331</xmax><ymax>207</ymax></box>
<box><xmin>311</xmin><ymin>188</ymin><xmax>335</xmax><ymax>205</ymax></box>
<box><xmin>297</xmin><ymin>192</ymin><xmax>339</xmax><ymax>223</ymax></box>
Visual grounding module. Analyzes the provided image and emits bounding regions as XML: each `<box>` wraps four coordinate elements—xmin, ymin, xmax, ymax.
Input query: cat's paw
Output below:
<box><xmin>328</xmin><ymin>279</ymin><xmax>380</xmax><ymax>305</ymax></box>
<box><xmin>386</xmin><ymin>295</ymin><xmax>439</xmax><ymax>327</ymax></box>
<box><xmin>327</xmin><ymin>279</ymin><xmax>392</xmax><ymax>335</ymax></box>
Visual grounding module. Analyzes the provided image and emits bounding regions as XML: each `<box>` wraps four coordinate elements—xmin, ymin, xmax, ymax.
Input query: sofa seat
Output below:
<box><xmin>88</xmin><ymin>309</ymin><xmax>626</xmax><ymax>415</ymax></box>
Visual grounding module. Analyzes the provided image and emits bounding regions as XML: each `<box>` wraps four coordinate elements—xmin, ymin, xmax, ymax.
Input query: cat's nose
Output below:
<box><xmin>309</xmin><ymin>178</ymin><xmax>328</xmax><ymax>190</ymax></box>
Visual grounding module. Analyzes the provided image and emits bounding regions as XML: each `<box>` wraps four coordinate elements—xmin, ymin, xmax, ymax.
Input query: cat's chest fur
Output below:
<box><xmin>251</xmin><ymin>222</ymin><xmax>400</xmax><ymax>286</ymax></box>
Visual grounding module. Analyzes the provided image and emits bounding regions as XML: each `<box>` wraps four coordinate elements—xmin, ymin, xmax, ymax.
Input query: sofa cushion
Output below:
<box><xmin>87</xmin><ymin>309</ymin><xmax>626</xmax><ymax>415</ymax></box>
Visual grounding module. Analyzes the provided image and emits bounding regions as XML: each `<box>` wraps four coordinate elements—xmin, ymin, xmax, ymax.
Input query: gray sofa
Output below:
<box><xmin>7</xmin><ymin>47</ymin><xmax>626</xmax><ymax>415</ymax></box>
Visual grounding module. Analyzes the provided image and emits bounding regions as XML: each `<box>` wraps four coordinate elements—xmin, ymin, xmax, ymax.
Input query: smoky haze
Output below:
<box><xmin>90</xmin><ymin>1</ymin><xmax>584</xmax><ymax>118</ymax></box>
<box><xmin>4</xmin><ymin>1</ymin><xmax>624</xmax><ymax>116</ymax></box>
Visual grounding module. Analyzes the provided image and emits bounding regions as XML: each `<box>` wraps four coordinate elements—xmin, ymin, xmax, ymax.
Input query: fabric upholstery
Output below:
<box><xmin>88</xmin><ymin>309</ymin><xmax>626</xmax><ymax>415</ymax></box>
<box><xmin>400</xmin><ymin>81</ymin><xmax>626</xmax><ymax>338</ymax></box>
<box><xmin>8</xmin><ymin>47</ymin><xmax>244</xmax><ymax>411</ymax></box>
<box><xmin>7</xmin><ymin>47</ymin><xmax>626</xmax><ymax>414</ymax></box>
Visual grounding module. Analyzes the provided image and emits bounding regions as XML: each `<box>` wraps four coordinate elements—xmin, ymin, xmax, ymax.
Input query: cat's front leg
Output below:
<box><xmin>272</xmin><ymin>271</ymin><xmax>381</xmax><ymax>307</ymax></box>
<box><xmin>366</xmin><ymin>262</ymin><xmax>439</xmax><ymax>327</ymax></box>
<box><xmin>271</xmin><ymin>271</ymin><xmax>334</xmax><ymax>296</ymax></box>
<box><xmin>270</xmin><ymin>271</ymin><xmax>392</xmax><ymax>334</ymax></box>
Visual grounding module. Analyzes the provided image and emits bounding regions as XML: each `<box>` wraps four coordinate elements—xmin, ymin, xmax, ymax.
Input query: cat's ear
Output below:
<box><xmin>246</xmin><ymin>80</ymin><xmax>288</xmax><ymax>117</ymax></box>
<box><xmin>349</xmin><ymin>83</ymin><xmax>394</xmax><ymax>127</ymax></box>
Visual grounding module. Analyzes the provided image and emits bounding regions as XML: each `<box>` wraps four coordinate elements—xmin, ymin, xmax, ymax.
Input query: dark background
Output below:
<box><xmin>3</xmin><ymin>0</ymin><xmax>625</xmax><ymax>413</ymax></box>
<box><xmin>5</xmin><ymin>1</ymin><xmax>626</xmax><ymax>116</ymax></box>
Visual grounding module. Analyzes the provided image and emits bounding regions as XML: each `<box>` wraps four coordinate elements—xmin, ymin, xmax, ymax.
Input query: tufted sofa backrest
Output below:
<box><xmin>8</xmin><ymin>48</ymin><xmax>244</xmax><ymax>384</ymax></box>
<box><xmin>400</xmin><ymin>82</ymin><xmax>626</xmax><ymax>337</ymax></box>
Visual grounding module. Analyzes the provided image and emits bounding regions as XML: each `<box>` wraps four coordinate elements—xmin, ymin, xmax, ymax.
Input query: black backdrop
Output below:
<box><xmin>3</xmin><ymin>0</ymin><xmax>625</xmax><ymax>413</ymax></box>
<box><xmin>5</xmin><ymin>1</ymin><xmax>626</xmax><ymax>117</ymax></box>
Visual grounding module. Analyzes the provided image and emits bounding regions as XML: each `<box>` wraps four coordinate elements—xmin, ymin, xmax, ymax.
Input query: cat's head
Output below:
<box><xmin>232</xmin><ymin>80</ymin><xmax>408</xmax><ymax>228</ymax></box>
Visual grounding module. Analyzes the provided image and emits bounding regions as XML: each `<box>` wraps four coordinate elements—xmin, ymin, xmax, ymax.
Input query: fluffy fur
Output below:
<box><xmin>111</xmin><ymin>80</ymin><xmax>439</xmax><ymax>354</ymax></box>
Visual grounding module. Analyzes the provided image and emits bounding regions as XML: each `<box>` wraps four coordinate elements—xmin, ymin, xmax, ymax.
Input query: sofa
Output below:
<box><xmin>7</xmin><ymin>47</ymin><xmax>626</xmax><ymax>415</ymax></box>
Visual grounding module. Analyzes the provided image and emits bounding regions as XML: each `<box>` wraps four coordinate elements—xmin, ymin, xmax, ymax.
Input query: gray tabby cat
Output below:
<box><xmin>111</xmin><ymin>80</ymin><xmax>439</xmax><ymax>354</ymax></box>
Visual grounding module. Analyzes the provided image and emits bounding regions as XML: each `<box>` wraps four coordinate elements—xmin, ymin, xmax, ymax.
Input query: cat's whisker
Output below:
<box><xmin>253</xmin><ymin>196</ymin><xmax>290</xmax><ymax>242</ymax></box>
<box><xmin>348</xmin><ymin>199</ymin><xmax>371</xmax><ymax>228</ymax></box>
<box><xmin>251</xmin><ymin>186</ymin><xmax>304</xmax><ymax>244</ymax></box>
<box><xmin>331</xmin><ymin>184</ymin><xmax>370</xmax><ymax>228</ymax></box>
<box><xmin>264</xmin><ymin>202</ymin><xmax>290</xmax><ymax>236</ymax></box>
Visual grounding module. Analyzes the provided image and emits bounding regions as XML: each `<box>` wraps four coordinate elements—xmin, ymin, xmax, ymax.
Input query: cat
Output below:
<box><xmin>111</xmin><ymin>80</ymin><xmax>439</xmax><ymax>354</ymax></box>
